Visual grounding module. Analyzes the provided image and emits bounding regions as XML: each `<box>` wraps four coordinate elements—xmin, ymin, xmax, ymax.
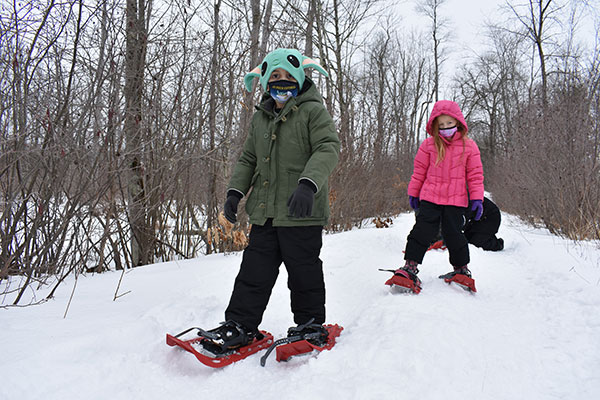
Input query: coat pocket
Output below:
<box><xmin>245</xmin><ymin>171</ymin><xmax>261</xmax><ymax>215</ymax></box>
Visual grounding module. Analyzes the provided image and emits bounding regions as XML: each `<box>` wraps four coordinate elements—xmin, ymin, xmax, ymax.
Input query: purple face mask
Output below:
<box><xmin>439</xmin><ymin>126</ymin><xmax>457</xmax><ymax>138</ymax></box>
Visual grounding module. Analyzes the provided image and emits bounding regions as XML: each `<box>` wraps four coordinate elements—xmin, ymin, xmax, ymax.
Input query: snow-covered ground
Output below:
<box><xmin>2</xmin><ymin>212</ymin><xmax>600</xmax><ymax>400</ymax></box>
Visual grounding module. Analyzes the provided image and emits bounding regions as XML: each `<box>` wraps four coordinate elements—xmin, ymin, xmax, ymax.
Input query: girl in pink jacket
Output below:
<box><xmin>391</xmin><ymin>100</ymin><xmax>484</xmax><ymax>293</ymax></box>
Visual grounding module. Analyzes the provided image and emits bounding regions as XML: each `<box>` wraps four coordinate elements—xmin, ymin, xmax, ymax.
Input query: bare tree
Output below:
<box><xmin>314</xmin><ymin>0</ymin><xmax>379</xmax><ymax>158</ymax></box>
<box><xmin>415</xmin><ymin>0</ymin><xmax>449</xmax><ymax>102</ymax></box>
<box><xmin>504</xmin><ymin>0</ymin><xmax>566</xmax><ymax>106</ymax></box>
<box><xmin>3</xmin><ymin>0</ymin><xmax>598</xmax><ymax>307</ymax></box>
<box><xmin>454</xmin><ymin>4</ymin><xmax>600</xmax><ymax>241</ymax></box>
<box><xmin>237</xmin><ymin>0</ymin><xmax>263</xmax><ymax>143</ymax></box>
<box><xmin>454</xmin><ymin>25</ymin><xmax>529</xmax><ymax>162</ymax></box>
<box><xmin>124</xmin><ymin>0</ymin><xmax>151</xmax><ymax>266</ymax></box>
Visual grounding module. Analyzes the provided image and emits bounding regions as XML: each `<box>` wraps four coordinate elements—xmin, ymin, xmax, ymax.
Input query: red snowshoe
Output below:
<box><xmin>380</xmin><ymin>268</ymin><xmax>422</xmax><ymax>294</ymax></box>
<box><xmin>166</xmin><ymin>321</ymin><xmax>274</xmax><ymax>368</ymax></box>
<box><xmin>260</xmin><ymin>321</ymin><xmax>343</xmax><ymax>366</ymax></box>
<box><xmin>439</xmin><ymin>268</ymin><xmax>477</xmax><ymax>292</ymax></box>
<box><xmin>427</xmin><ymin>239</ymin><xmax>446</xmax><ymax>251</ymax></box>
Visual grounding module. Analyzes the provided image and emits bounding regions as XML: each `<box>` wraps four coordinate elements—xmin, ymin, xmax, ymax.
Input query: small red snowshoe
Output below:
<box><xmin>166</xmin><ymin>325</ymin><xmax>274</xmax><ymax>368</ymax></box>
<box><xmin>439</xmin><ymin>271</ymin><xmax>477</xmax><ymax>292</ymax></box>
<box><xmin>380</xmin><ymin>268</ymin><xmax>422</xmax><ymax>294</ymax></box>
<box><xmin>260</xmin><ymin>323</ymin><xmax>343</xmax><ymax>366</ymax></box>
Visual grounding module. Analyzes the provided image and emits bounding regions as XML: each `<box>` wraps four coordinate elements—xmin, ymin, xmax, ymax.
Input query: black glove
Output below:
<box><xmin>224</xmin><ymin>191</ymin><xmax>242</xmax><ymax>223</ymax></box>
<box><xmin>287</xmin><ymin>180</ymin><xmax>316</xmax><ymax>218</ymax></box>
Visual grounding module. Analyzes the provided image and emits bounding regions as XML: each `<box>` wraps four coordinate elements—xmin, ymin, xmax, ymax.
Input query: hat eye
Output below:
<box><xmin>287</xmin><ymin>55</ymin><xmax>300</xmax><ymax>68</ymax></box>
<box><xmin>261</xmin><ymin>62</ymin><xmax>268</xmax><ymax>76</ymax></box>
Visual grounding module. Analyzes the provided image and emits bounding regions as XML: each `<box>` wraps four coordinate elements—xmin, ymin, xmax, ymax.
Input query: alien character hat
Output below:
<box><xmin>244</xmin><ymin>48</ymin><xmax>329</xmax><ymax>92</ymax></box>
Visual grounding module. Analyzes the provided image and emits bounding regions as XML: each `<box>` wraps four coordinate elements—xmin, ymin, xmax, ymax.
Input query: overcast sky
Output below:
<box><xmin>392</xmin><ymin>0</ymin><xmax>599</xmax><ymax>97</ymax></box>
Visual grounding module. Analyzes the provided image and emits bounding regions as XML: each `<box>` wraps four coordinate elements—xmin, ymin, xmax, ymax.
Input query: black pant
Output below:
<box><xmin>464</xmin><ymin>197</ymin><xmax>503</xmax><ymax>251</ymax></box>
<box><xmin>465</xmin><ymin>232</ymin><xmax>504</xmax><ymax>251</ymax></box>
<box><xmin>225</xmin><ymin>219</ymin><xmax>325</xmax><ymax>331</ymax></box>
<box><xmin>404</xmin><ymin>200</ymin><xmax>469</xmax><ymax>267</ymax></box>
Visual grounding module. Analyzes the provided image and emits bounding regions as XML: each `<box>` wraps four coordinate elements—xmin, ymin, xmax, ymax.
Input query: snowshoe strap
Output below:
<box><xmin>194</xmin><ymin>327</ymin><xmax>221</xmax><ymax>340</ymax></box>
<box><xmin>260</xmin><ymin>336</ymin><xmax>302</xmax><ymax>367</ymax></box>
<box><xmin>287</xmin><ymin>319</ymin><xmax>329</xmax><ymax>345</ymax></box>
<box><xmin>287</xmin><ymin>318</ymin><xmax>316</xmax><ymax>335</ymax></box>
<box><xmin>438</xmin><ymin>271</ymin><xmax>455</xmax><ymax>280</ymax></box>
<box><xmin>172</xmin><ymin>327</ymin><xmax>219</xmax><ymax>340</ymax></box>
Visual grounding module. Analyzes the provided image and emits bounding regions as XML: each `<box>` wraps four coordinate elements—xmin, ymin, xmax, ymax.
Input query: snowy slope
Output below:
<box><xmin>1</xmin><ymin>213</ymin><xmax>600</xmax><ymax>400</ymax></box>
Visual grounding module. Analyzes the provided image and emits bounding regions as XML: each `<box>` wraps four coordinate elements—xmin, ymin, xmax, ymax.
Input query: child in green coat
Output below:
<box><xmin>202</xmin><ymin>49</ymin><xmax>340</xmax><ymax>354</ymax></box>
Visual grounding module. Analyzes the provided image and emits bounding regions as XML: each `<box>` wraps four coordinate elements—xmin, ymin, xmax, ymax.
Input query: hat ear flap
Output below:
<box><xmin>244</xmin><ymin>66</ymin><xmax>262</xmax><ymax>92</ymax></box>
<box><xmin>302</xmin><ymin>58</ymin><xmax>329</xmax><ymax>78</ymax></box>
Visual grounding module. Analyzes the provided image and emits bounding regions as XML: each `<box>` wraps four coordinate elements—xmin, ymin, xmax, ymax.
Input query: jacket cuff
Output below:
<box><xmin>298</xmin><ymin>178</ymin><xmax>318</xmax><ymax>193</ymax></box>
<box><xmin>299</xmin><ymin>177</ymin><xmax>318</xmax><ymax>193</ymax></box>
<box><xmin>227</xmin><ymin>188</ymin><xmax>244</xmax><ymax>199</ymax></box>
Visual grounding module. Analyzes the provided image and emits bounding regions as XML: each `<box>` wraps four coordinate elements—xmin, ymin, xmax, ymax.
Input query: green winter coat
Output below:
<box><xmin>228</xmin><ymin>78</ymin><xmax>340</xmax><ymax>227</ymax></box>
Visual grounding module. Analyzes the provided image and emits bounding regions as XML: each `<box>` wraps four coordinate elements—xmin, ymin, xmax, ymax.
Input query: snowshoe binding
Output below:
<box><xmin>166</xmin><ymin>320</ymin><xmax>274</xmax><ymax>368</ymax></box>
<box><xmin>260</xmin><ymin>319</ymin><xmax>343</xmax><ymax>366</ymax></box>
<box><xmin>380</xmin><ymin>261</ymin><xmax>422</xmax><ymax>294</ymax></box>
<box><xmin>439</xmin><ymin>266</ymin><xmax>477</xmax><ymax>292</ymax></box>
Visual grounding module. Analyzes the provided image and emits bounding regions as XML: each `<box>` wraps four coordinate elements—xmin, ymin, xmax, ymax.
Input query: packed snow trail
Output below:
<box><xmin>1</xmin><ymin>213</ymin><xmax>599</xmax><ymax>400</ymax></box>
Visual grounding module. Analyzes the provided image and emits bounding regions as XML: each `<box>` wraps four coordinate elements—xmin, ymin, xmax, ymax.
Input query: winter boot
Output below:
<box><xmin>440</xmin><ymin>265</ymin><xmax>472</xmax><ymax>278</ymax></box>
<box><xmin>439</xmin><ymin>265</ymin><xmax>477</xmax><ymax>292</ymax></box>
<box><xmin>397</xmin><ymin>260</ymin><xmax>423</xmax><ymax>285</ymax></box>
<box><xmin>386</xmin><ymin>260</ymin><xmax>422</xmax><ymax>294</ymax></box>
<box><xmin>259</xmin><ymin>319</ymin><xmax>342</xmax><ymax>366</ymax></box>
<box><xmin>287</xmin><ymin>319</ymin><xmax>329</xmax><ymax>346</ymax></box>
<box><xmin>200</xmin><ymin>320</ymin><xmax>263</xmax><ymax>355</ymax></box>
<box><xmin>496</xmin><ymin>238</ymin><xmax>504</xmax><ymax>251</ymax></box>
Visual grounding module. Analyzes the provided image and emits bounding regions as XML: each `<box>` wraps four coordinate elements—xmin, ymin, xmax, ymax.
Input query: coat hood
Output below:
<box><xmin>426</xmin><ymin>100</ymin><xmax>469</xmax><ymax>136</ymax></box>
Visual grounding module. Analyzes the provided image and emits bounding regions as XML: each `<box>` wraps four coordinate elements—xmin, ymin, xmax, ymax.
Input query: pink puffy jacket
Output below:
<box><xmin>407</xmin><ymin>100</ymin><xmax>484</xmax><ymax>207</ymax></box>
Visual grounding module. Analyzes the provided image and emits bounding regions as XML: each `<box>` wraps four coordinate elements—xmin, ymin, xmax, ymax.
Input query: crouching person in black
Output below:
<box><xmin>464</xmin><ymin>197</ymin><xmax>504</xmax><ymax>251</ymax></box>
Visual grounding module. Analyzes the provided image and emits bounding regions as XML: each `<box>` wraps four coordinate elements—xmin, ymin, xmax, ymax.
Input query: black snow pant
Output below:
<box><xmin>225</xmin><ymin>219</ymin><xmax>325</xmax><ymax>332</ymax></box>
<box><xmin>404</xmin><ymin>200</ymin><xmax>469</xmax><ymax>267</ymax></box>
<box><xmin>465</xmin><ymin>232</ymin><xmax>504</xmax><ymax>251</ymax></box>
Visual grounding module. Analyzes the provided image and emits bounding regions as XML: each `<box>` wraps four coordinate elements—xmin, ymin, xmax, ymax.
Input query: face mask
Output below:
<box><xmin>268</xmin><ymin>80</ymin><xmax>299</xmax><ymax>103</ymax></box>
<box><xmin>439</xmin><ymin>126</ymin><xmax>457</xmax><ymax>138</ymax></box>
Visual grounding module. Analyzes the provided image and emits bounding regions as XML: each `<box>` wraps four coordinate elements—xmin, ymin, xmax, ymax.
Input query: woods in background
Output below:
<box><xmin>1</xmin><ymin>0</ymin><xmax>598</xmax><ymax>304</ymax></box>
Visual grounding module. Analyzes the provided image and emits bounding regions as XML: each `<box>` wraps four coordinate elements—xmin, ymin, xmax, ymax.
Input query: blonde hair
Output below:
<box><xmin>431</xmin><ymin>118</ymin><xmax>468</xmax><ymax>165</ymax></box>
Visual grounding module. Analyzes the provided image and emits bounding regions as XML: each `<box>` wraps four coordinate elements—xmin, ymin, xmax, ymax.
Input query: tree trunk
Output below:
<box><xmin>124</xmin><ymin>0</ymin><xmax>151</xmax><ymax>267</ymax></box>
<box><xmin>206</xmin><ymin>0</ymin><xmax>222</xmax><ymax>254</ymax></box>
<box><xmin>236</xmin><ymin>0</ymin><xmax>263</xmax><ymax>153</ymax></box>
